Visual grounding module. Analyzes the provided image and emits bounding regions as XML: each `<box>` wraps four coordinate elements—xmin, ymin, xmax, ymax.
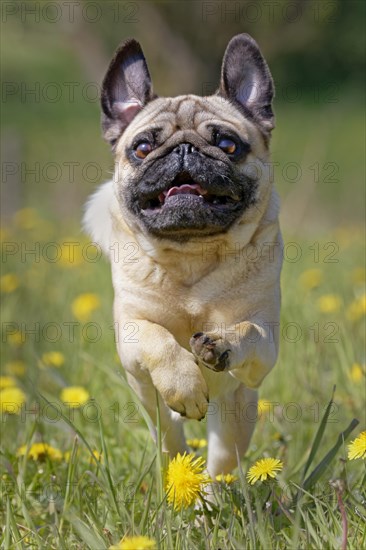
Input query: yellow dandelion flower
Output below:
<box><xmin>258</xmin><ymin>399</ymin><xmax>273</xmax><ymax>416</ymax></box>
<box><xmin>0</xmin><ymin>226</ymin><xmax>11</xmax><ymax>242</ymax></box>
<box><xmin>186</xmin><ymin>438</ymin><xmax>207</xmax><ymax>449</ymax></box>
<box><xmin>0</xmin><ymin>273</ymin><xmax>19</xmax><ymax>293</ymax></box>
<box><xmin>215</xmin><ymin>473</ymin><xmax>238</xmax><ymax>484</ymax></box>
<box><xmin>247</xmin><ymin>458</ymin><xmax>283</xmax><ymax>484</ymax></box>
<box><xmin>64</xmin><ymin>448</ymin><xmax>103</xmax><ymax>463</ymax></box>
<box><xmin>59</xmin><ymin>241</ymin><xmax>84</xmax><ymax>268</ymax></box>
<box><xmin>109</xmin><ymin>535</ymin><xmax>156</xmax><ymax>550</ymax></box>
<box><xmin>60</xmin><ymin>386</ymin><xmax>90</xmax><ymax>407</ymax></box>
<box><xmin>349</xmin><ymin>363</ymin><xmax>364</xmax><ymax>383</ymax></box>
<box><xmin>346</xmin><ymin>294</ymin><xmax>366</xmax><ymax>322</ymax></box>
<box><xmin>352</xmin><ymin>267</ymin><xmax>366</xmax><ymax>286</ymax></box>
<box><xmin>13</xmin><ymin>208</ymin><xmax>40</xmax><ymax>229</ymax></box>
<box><xmin>8</xmin><ymin>331</ymin><xmax>23</xmax><ymax>346</ymax></box>
<box><xmin>298</xmin><ymin>269</ymin><xmax>323</xmax><ymax>290</ymax></box>
<box><xmin>165</xmin><ymin>452</ymin><xmax>210</xmax><ymax>510</ymax></box>
<box><xmin>71</xmin><ymin>293</ymin><xmax>100</xmax><ymax>322</ymax></box>
<box><xmin>347</xmin><ymin>431</ymin><xmax>366</xmax><ymax>460</ymax></box>
<box><xmin>317</xmin><ymin>294</ymin><xmax>342</xmax><ymax>313</ymax></box>
<box><xmin>64</xmin><ymin>450</ymin><xmax>77</xmax><ymax>463</ymax></box>
<box><xmin>0</xmin><ymin>376</ymin><xmax>16</xmax><ymax>390</ymax></box>
<box><xmin>0</xmin><ymin>387</ymin><xmax>26</xmax><ymax>414</ymax></box>
<box><xmin>17</xmin><ymin>442</ymin><xmax>63</xmax><ymax>461</ymax></box>
<box><xmin>41</xmin><ymin>351</ymin><xmax>65</xmax><ymax>368</ymax></box>
<box><xmin>5</xmin><ymin>360</ymin><xmax>26</xmax><ymax>376</ymax></box>
<box><xmin>90</xmin><ymin>449</ymin><xmax>103</xmax><ymax>462</ymax></box>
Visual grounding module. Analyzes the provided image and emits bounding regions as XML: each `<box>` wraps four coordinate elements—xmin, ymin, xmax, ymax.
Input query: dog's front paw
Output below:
<box><xmin>190</xmin><ymin>332</ymin><xmax>231</xmax><ymax>372</ymax></box>
<box><xmin>152</xmin><ymin>365</ymin><xmax>209</xmax><ymax>420</ymax></box>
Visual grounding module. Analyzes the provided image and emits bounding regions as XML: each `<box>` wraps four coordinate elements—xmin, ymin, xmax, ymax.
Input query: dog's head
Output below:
<box><xmin>101</xmin><ymin>34</ymin><xmax>275</xmax><ymax>241</ymax></box>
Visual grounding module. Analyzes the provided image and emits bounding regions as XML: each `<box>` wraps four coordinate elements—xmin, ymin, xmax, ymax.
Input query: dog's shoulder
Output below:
<box><xmin>83</xmin><ymin>180</ymin><xmax>115</xmax><ymax>257</ymax></box>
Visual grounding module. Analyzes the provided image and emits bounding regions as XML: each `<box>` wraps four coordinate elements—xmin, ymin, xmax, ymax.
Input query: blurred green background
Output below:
<box><xmin>1</xmin><ymin>0</ymin><xmax>365</xmax><ymax>233</ymax></box>
<box><xmin>1</xmin><ymin>4</ymin><xmax>365</xmax><ymax>546</ymax></box>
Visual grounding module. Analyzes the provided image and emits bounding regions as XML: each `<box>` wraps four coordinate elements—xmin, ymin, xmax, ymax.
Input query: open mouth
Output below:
<box><xmin>141</xmin><ymin>172</ymin><xmax>240</xmax><ymax>213</ymax></box>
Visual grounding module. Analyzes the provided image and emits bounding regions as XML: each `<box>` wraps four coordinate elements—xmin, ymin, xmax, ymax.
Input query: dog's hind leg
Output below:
<box><xmin>206</xmin><ymin>384</ymin><xmax>258</xmax><ymax>477</ymax></box>
<box><xmin>126</xmin><ymin>372</ymin><xmax>189</xmax><ymax>458</ymax></box>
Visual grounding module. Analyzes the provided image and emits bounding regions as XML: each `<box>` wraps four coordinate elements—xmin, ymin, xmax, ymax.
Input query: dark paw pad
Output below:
<box><xmin>190</xmin><ymin>333</ymin><xmax>231</xmax><ymax>372</ymax></box>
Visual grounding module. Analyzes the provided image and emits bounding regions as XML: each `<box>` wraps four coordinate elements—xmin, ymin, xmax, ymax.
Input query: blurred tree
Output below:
<box><xmin>1</xmin><ymin>0</ymin><xmax>364</xmax><ymax>224</ymax></box>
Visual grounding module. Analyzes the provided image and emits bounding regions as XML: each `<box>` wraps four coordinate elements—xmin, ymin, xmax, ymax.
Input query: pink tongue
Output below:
<box><xmin>165</xmin><ymin>183</ymin><xmax>207</xmax><ymax>199</ymax></box>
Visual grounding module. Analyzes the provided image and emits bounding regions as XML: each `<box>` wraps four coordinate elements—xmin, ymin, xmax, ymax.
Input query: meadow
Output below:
<box><xmin>1</xmin><ymin>2</ymin><xmax>365</xmax><ymax>547</ymax></box>
<box><xmin>0</xmin><ymin>210</ymin><xmax>365</xmax><ymax>549</ymax></box>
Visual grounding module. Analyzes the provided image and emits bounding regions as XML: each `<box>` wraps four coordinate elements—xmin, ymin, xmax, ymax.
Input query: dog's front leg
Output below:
<box><xmin>116</xmin><ymin>319</ymin><xmax>209</xmax><ymax>420</ymax></box>
<box><xmin>190</xmin><ymin>319</ymin><xmax>279</xmax><ymax>388</ymax></box>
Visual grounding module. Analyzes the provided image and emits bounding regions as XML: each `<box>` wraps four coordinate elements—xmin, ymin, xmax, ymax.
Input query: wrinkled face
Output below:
<box><xmin>116</xmin><ymin>95</ymin><xmax>268</xmax><ymax>239</ymax></box>
<box><xmin>101</xmin><ymin>34</ymin><xmax>275</xmax><ymax>240</ymax></box>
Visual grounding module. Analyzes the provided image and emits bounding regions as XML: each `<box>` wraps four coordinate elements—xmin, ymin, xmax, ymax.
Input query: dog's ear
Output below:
<box><xmin>101</xmin><ymin>39</ymin><xmax>154</xmax><ymax>144</ymax></box>
<box><xmin>219</xmin><ymin>34</ymin><xmax>275</xmax><ymax>131</ymax></box>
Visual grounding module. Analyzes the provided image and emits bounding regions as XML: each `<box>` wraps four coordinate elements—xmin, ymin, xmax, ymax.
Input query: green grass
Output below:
<box><xmin>1</xmin><ymin>6</ymin><xmax>365</xmax><ymax>547</ymax></box>
<box><xmin>0</xmin><ymin>213</ymin><xmax>365</xmax><ymax>549</ymax></box>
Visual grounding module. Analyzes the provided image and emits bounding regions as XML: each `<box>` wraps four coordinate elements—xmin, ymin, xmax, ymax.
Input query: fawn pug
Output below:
<box><xmin>84</xmin><ymin>34</ymin><xmax>282</xmax><ymax>476</ymax></box>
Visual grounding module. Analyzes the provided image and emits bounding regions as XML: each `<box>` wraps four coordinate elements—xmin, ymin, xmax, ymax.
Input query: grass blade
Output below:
<box><xmin>6</xmin><ymin>498</ymin><xmax>24</xmax><ymax>549</ymax></box>
<box><xmin>301</xmin><ymin>385</ymin><xmax>336</xmax><ymax>482</ymax></box>
<box><xmin>236</xmin><ymin>448</ymin><xmax>256</xmax><ymax>549</ymax></box>
<box><xmin>97</xmin><ymin>413</ymin><xmax>123</xmax><ymax>521</ymax></box>
<box><xmin>68</xmin><ymin>517</ymin><xmax>106</xmax><ymax>550</ymax></box>
<box><xmin>301</xmin><ymin>418</ymin><xmax>359</xmax><ymax>494</ymax></box>
<box><xmin>33</xmin><ymin>390</ymin><xmax>100</xmax><ymax>467</ymax></box>
<box><xmin>59</xmin><ymin>435</ymin><xmax>79</xmax><ymax>535</ymax></box>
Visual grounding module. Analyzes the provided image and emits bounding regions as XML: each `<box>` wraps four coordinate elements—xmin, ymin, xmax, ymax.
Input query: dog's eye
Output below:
<box><xmin>218</xmin><ymin>138</ymin><xmax>236</xmax><ymax>155</ymax></box>
<box><xmin>135</xmin><ymin>142</ymin><xmax>152</xmax><ymax>159</ymax></box>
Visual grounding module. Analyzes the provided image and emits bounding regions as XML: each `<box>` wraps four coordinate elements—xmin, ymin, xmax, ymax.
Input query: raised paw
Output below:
<box><xmin>190</xmin><ymin>332</ymin><xmax>231</xmax><ymax>372</ymax></box>
<box><xmin>151</xmin><ymin>364</ymin><xmax>209</xmax><ymax>421</ymax></box>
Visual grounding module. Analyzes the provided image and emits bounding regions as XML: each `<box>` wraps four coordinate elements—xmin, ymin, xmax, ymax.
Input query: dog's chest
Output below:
<box><xmin>114</xmin><ymin>254</ymin><xmax>230</xmax><ymax>336</ymax></box>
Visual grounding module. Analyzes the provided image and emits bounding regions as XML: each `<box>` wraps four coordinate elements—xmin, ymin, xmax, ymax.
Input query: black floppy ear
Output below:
<box><xmin>219</xmin><ymin>34</ymin><xmax>275</xmax><ymax>131</ymax></box>
<box><xmin>101</xmin><ymin>39</ymin><xmax>154</xmax><ymax>144</ymax></box>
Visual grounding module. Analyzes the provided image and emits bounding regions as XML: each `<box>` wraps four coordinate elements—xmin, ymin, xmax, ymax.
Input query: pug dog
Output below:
<box><xmin>84</xmin><ymin>34</ymin><xmax>283</xmax><ymax>476</ymax></box>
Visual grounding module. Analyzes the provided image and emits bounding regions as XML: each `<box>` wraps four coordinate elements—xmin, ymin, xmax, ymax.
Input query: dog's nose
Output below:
<box><xmin>173</xmin><ymin>143</ymin><xmax>197</xmax><ymax>158</ymax></box>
